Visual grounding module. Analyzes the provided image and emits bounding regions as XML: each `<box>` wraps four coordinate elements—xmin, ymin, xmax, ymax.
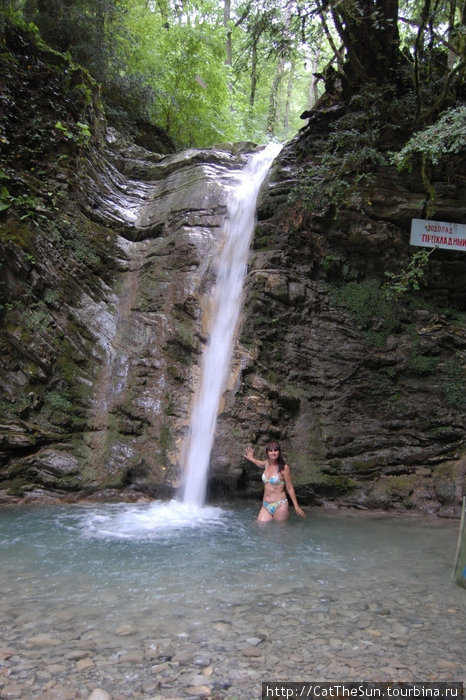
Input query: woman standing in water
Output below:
<box><xmin>243</xmin><ymin>441</ymin><xmax>305</xmax><ymax>522</ymax></box>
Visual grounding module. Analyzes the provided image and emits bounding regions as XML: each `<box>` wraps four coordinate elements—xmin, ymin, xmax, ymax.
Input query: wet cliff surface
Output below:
<box><xmin>1</xmin><ymin>22</ymin><xmax>465</xmax><ymax>513</ymax></box>
<box><xmin>1</xmin><ymin>122</ymin><xmax>252</xmax><ymax>500</ymax></box>
<box><xmin>213</xmin><ymin>123</ymin><xmax>466</xmax><ymax>517</ymax></box>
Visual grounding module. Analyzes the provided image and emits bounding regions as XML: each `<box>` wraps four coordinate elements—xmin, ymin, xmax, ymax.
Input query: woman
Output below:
<box><xmin>243</xmin><ymin>441</ymin><xmax>305</xmax><ymax>522</ymax></box>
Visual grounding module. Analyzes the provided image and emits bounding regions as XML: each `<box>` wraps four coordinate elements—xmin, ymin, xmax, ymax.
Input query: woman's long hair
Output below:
<box><xmin>265</xmin><ymin>441</ymin><xmax>286</xmax><ymax>471</ymax></box>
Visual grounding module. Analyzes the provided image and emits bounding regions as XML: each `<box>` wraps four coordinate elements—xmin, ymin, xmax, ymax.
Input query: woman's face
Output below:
<box><xmin>267</xmin><ymin>447</ymin><xmax>279</xmax><ymax>457</ymax></box>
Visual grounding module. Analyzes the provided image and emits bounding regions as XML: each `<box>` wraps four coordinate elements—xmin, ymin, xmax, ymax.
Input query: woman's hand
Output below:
<box><xmin>243</xmin><ymin>446</ymin><xmax>266</xmax><ymax>468</ymax></box>
<box><xmin>243</xmin><ymin>446</ymin><xmax>254</xmax><ymax>461</ymax></box>
<box><xmin>295</xmin><ymin>505</ymin><xmax>306</xmax><ymax>518</ymax></box>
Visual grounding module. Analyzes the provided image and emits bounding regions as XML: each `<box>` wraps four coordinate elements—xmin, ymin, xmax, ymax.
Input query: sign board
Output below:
<box><xmin>410</xmin><ymin>218</ymin><xmax>466</xmax><ymax>252</ymax></box>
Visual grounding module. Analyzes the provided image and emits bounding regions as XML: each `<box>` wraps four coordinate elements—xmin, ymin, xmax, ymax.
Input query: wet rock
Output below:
<box><xmin>11</xmin><ymin>449</ymin><xmax>82</xmax><ymax>492</ymax></box>
<box><xmin>184</xmin><ymin>685</ymin><xmax>211</xmax><ymax>697</ymax></box>
<box><xmin>64</xmin><ymin>649</ymin><xmax>91</xmax><ymax>661</ymax></box>
<box><xmin>171</xmin><ymin>652</ymin><xmax>194</xmax><ymax>664</ymax></box>
<box><xmin>88</xmin><ymin>691</ymin><xmax>112</xmax><ymax>700</ymax></box>
<box><xmin>150</xmin><ymin>662</ymin><xmax>170</xmax><ymax>673</ymax></box>
<box><xmin>241</xmin><ymin>646</ymin><xmax>263</xmax><ymax>657</ymax></box>
<box><xmin>193</xmin><ymin>654</ymin><xmax>211</xmax><ymax>667</ymax></box>
<box><xmin>76</xmin><ymin>658</ymin><xmax>94</xmax><ymax>671</ymax></box>
<box><xmin>211</xmin><ymin>131</ymin><xmax>466</xmax><ymax>514</ymax></box>
<box><xmin>140</xmin><ymin>680</ymin><xmax>161</xmax><ymax>695</ymax></box>
<box><xmin>116</xmin><ymin>650</ymin><xmax>144</xmax><ymax>664</ymax></box>
<box><xmin>0</xmin><ymin>647</ymin><xmax>16</xmax><ymax>660</ymax></box>
<box><xmin>366</xmin><ymin>629</ymin><xmax>383</xmax><ymax>638</ymax></box>
<box><xmin>115</xmin><ymin>624</ymin><xmax>136</xmax><ymax>636</ymax></box>
<box><xmin>25</xmin><ymin>634</ymin><xmax>62</xmax><ymax>647</ymax></box>
<box><xmin>45</xmin><ymin>663</ymin><xmax>67</xmax><ymax>673</ymax></box>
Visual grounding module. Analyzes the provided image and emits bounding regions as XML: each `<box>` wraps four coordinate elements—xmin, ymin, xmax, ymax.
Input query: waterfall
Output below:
<box><xmin>182</xmin><ymin>143</ymin><xmax>282</xmax><ymax>506</ymax></box>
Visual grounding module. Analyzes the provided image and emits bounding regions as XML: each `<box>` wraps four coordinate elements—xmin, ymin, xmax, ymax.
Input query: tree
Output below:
<box><xmin>121</xmin><ymin>0</ymin><xmax>240</xmax><ymax>146</ymax></box>
<box><xmin>316</xmin><ymin>0</ymin><xmax>402</xmax><ymax>97</ymax></box>
<box><xmin>4</xmin><ymin>0</ymin><xmax>464</xmax><ymax>147</ymax></box>
<box><xmin>23</xmin><ymin>0</ymin><xmax>125</xmax><ymax>80</ymax></box>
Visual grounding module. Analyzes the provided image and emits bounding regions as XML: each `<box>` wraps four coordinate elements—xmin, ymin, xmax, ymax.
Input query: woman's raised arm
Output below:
<box><xmin>243</xmin><ymin>446</ymin><xmax>266</xmax><ymax>468</ymax></box>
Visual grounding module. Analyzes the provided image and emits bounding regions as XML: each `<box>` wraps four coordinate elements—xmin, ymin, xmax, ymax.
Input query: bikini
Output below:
<box><xmin>262</xmin><ymin>471</ymin><xmax>287</xmax><ymax>515</ymax></box>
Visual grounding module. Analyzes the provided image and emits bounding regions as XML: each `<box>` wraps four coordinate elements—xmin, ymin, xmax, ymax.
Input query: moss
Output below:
<box><xmin>407</xmin><ymin>353</ymin><xmax>439</xmax><ymax>375</ymax></box>
<box><xmin>158</xmin><ymin>424</ymin><xmax>172</xmax><ymax>464</ymax></box>
<box><xmin>43</xmin><ymin>391</ymin><xmax>73</xmax><ymax>412</ymax></box>
<box><xmin>253</xmin><ymin>235</ymin><xmax>270</xmax><ymax>250</ymax></box>
<box><xmin>166</xmin><ymin>363</ymin><xmax>187</xmax><ymax>382</ymax></box>
<box><xmin>350</xmin><ymin>457</ymin><xmax>381</xmax><ymax>474</ymax></box>
<box><xmin>4</xmin><ymin>478</ymin><xmax>27</xmax><ymax>497</ymax></box>
<box><xmin>329</xmin><ymin>278</ymin><xmax>399</xmax><ymax>346</ymax></box>
<box><xmin>72</xmin><ymin>439</ymin><xmax>100</xmax><ymax>484</ymax></box>
<box><xmin>441</xmin><ymin>353</ymin><xmax>466</xmax><ymax>409</ymax></box>
<box><xmin>315</xmin><ymin>475</ymin><xmax>357</xmax><ymax>494</ymax></box>
<box><xmin>0</xmin><ymin>398</ymin><xmax>19</xmax><ymax>419</ymax></box>
<box><xmin>163</xmin><ymin>395</ymin><xmax>177</xmax><ymax>416</ymax></box>
<box><xmin>0</xmin><ymin>220</ymin><xmax>34</xmax><ymax>249</ymax></box>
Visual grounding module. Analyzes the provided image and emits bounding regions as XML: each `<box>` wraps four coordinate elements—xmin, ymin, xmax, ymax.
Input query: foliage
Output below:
<box><xmin>0</xmin><ymin>185</ymin><xmax>11</xmax><ymax>212</ymax></box>
<box><xmin>442</xmin><ymin>353</ymin><xmax>466</xmax><ymax>410</ymax></box>
<box><xmin>0</xmin><ymin>168</ymin><xmax>63</xmax><ymax>224</ymax></box>
<box><xmin>121</xmin><ymin>3</ymin><xmax>241</xmax><ymax>146</ymax></box>
<box><xmin>407</xmin><ymin>353</ymin><xmax>439</xmax><ymax>375</ymax></box>
<box><xmin>290</xmin><ymin>93</ymin><xmax>387</xmax><ymax>213</ymax></box>
<box><xmin>54</xmin><ymin>120</ymin><xmax>91</xmax><ymax>146</ymax></box>
<box><xmin>43</xmin><ymin>390</ymin><xmax>73</xmax><ymax>412</ymax></box>
<box><xmin>392</xmin><ymin>106</ymin><xmax>466</xmax><ymax>170</ymax></box>
<box><xmin>2</xmin><ymin>0</ymin><xmax>465</xmax><ymax>148</ymax></box>
<box><xmin>383</xmin><ymin>248</ymin><xmax>434</xmax><ymax>297</ymax></box>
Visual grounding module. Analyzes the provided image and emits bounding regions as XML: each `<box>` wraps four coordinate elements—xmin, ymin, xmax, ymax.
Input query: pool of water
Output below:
<box><xmin>0</xmin><ymin>502</ymin><xmax>464</xmax><ymax>699</ymax></box>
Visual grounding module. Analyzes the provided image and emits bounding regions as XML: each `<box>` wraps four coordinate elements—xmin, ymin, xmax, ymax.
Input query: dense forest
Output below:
<box><xmin>1</xmin><ymin>0</ymin><xmax>465</xmax><ymax>149</ymax></box>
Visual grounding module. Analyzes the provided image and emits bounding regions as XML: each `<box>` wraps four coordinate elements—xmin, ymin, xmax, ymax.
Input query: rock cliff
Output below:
<box><xmin>0</xmin><ymin>116</ymin><xmax>253</xmax><ymax>500</ymax></box>
<box><xmin>1</xmin><ymin>22</ymin><xmax>465</xmax><ymax>514</ymax></box>
<box><xmin>212</xmin><ymin>120</ymin><xmax>466</xmax><ymax>517</ymax></box>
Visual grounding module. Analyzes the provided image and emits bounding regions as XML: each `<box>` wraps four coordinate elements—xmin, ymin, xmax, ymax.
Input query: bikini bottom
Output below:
<box><xmin>263</xmin><ymin>498</ymin><xmax>288</xmax><ymax>516</ymax></box>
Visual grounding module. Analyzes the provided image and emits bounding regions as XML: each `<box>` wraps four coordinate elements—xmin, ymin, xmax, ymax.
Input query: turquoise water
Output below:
<box><xmin>0</xmin><ymin>502</ymin><xmax>464</xmax><ymax>698</ymax></box>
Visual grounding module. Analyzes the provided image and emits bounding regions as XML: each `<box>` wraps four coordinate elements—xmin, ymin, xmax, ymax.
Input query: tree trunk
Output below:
<box><xmin>249</xmin><ymin>38</ymin><xmax>258</xmax><ymax>108</ymax></box>
<box><xmin>309</xmin><ymin>50</ymin><xmax>321</xmax><ymax>107</ymax></box>
<box><xmin>283</xmin><ymin>62</ymin><xmax>294</xmax><ymax>131</ymax></box>
<box><xmin>266</xmin><ymin>55</ymin><xmax>285</xmax><ymax>136</ymax></box>
<box><xmin>265</xmin><ymin>0</ymin><xmax>292</xmax><ymax>136</ymax></box>
<box><xmin>328</xmin><ymin>0</ymin><xmax>401</xmax><ymax>94</ymax></box>
<box><xmin>224</xmin><ymin>0</ymin><xmax>232</xmax><ymax>66</ymax></box>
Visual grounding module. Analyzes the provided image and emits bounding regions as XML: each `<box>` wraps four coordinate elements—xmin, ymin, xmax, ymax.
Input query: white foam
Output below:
<box><xmin>80</xmin><ymin>499</ymin><xmax>227</xmax><ymax>540</ymax></box>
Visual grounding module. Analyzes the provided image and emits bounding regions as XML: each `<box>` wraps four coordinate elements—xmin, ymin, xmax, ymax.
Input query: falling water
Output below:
<box><xmin>182</xmin><ymin>143</ymin><xmax>282</xmax><ymax>506</ymax></box>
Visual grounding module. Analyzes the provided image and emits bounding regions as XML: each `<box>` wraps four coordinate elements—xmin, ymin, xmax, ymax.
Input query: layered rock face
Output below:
<box><xmin>77</xmin><ymin>137</ymin><xmax>254</xmax><ymax>495</ymax></box>
<box><xmin>1</xmin><ymin>21</ymin><xmax>464</xmax><ymax>512</ymax></box>
<box><xmin>0</xmin><ymin>121</ymin><xmax>253</xmax><ymax>500</ymax></box>
<box><xmin>211</xmin><ymin>125</ymin><xmax>466</xmax><ymax>516</ymax></box>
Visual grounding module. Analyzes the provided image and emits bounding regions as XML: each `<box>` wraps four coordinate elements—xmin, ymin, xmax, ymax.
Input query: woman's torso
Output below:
<box><xmin>262</xmin><ymin>463</ymin><xmax>286</xmax><ymax>501</ymax></box>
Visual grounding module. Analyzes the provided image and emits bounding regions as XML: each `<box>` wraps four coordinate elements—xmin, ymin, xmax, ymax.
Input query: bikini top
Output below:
<box><xmin>262</xmin><ymin>470</ymin><xmax>285</xmax><ymax>486</ymax></box>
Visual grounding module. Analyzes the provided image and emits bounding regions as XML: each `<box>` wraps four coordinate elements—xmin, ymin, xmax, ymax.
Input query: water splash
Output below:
<box><xmin>80</xmin><ymin>500</ymin><xmax>226</xmax><ymax>540</ymax></box>
<box><xmin>182</xmin><ymin>143</ymin><xmax>282</xmax><ymax>506</ymax></box>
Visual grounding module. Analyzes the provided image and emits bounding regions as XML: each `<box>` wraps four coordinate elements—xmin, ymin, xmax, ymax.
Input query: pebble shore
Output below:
<box><xmin>1</xmin><ymin>583</ymin><xmax>464</xmax><ymax>699</ymax></box>
<box><xmin>1</xmin><ymin>504</ymin><xmax>464</xmax><ymax>699</ymax></box>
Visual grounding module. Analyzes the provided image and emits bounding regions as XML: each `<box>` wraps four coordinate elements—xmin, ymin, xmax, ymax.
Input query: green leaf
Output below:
<box><xmin>0</xmin><ymin>185</ymin><xmax>11</xmax><ymax>212</ymax></box>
